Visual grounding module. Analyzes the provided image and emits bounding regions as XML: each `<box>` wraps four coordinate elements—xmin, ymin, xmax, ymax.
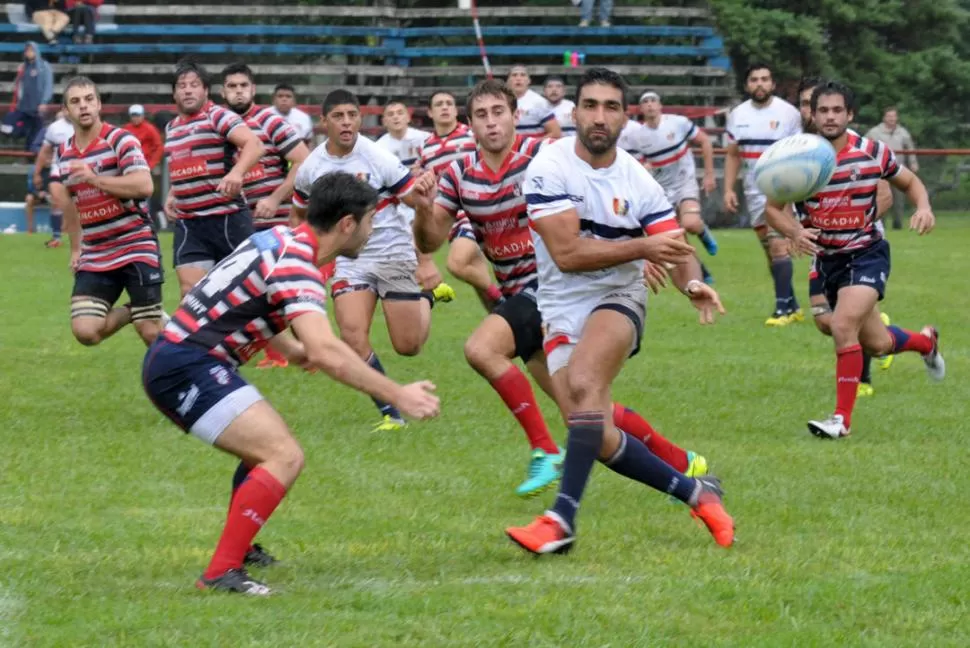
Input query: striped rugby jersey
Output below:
<box><xmin>525</xmin><ymin>137</ymin><xmax>678</xmax><ymax>306</ymax></box>
<box><xmin>796</xmin><ymin>131</ymin><xmax>899</xmax><ymax>256</ymax></box>
<box><xmin>725</xmin><ymin>97</ymin><xmax>801</xmax><ymax>194</ymax></box>
<box><xmin>51</xmin><ymin>122</ymin><xmax>160</xmax><ymax>272</ymax></box>
<box><xmin>436</xmin><ymin>135</ymin><xmax>547</xmax><ymax>297</ymax></box>
<box><xmin>162</xmin><ymin>224</ymin><xmax>327</xmax><ymax>366</ymax></box>
<box><xmin>164</xmin><ymin>100</ymin><xmax>247</xmax><ymax>219</ymax></box>
<box><xmin>293</xmin><ymin>135</ymin><xmax>416</xmax><ymax>260</ymax></box>
<box><xmin>238</xmin><ymin>104</ymin><xmax>303</xmax><ymax>229</ymax></box>
<box><xmin>622</xmin><ymin>114</ymin><xmax>699</xmax><ymax>190</ymax></box>
<box><xmin>419</xmin><ymin>124</ymin><xmax>477</xmax><ymax>176</ymax></box>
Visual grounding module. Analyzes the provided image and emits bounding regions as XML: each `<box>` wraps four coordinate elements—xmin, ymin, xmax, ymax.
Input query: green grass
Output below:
<box><xmin>1</xmin><ymin>217</ymin><xmax>969</xmax><ymax>647</ymax></box>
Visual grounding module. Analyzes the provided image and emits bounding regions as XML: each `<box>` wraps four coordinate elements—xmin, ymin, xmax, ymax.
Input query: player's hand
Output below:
<box><xmin>910</xmin><ymin>207</ymin><xmax>935</xmax><ymax>235</ymax></box>
<box><xmin>253</xmin><ymin>196</ymin><xmax>280</xmax><ymax>220</ymax></box>
<box><xmin>723</xmin><ymin>189</ymin><xmax>739</xmax><ymax>213</ymax></box>
<box><xmin>412</xmin><ymin>170</ymin><xmax>437</xmax><ymax>197</ymax></box>
<box><xmin>393</xmin><ymin>381</ymin><xmax>440</xmax><ymax>420</ymax></box>
<box><xmin>702</xmin><ymin>172</ymin><xmax>716</xmax><ymax>195</ymax></box>
<box><xmin>68</xmin><ymin>162</ymin><xmax>97</xmax><ymax>185</ymax></box>
<box><xmin>217</xmin><ymin>170</ymin><xmax>244</xmax><ymax>197</ymax></box>
<box><xmin>415</xmin><ymin>257</ymin><xmax>442</xmax><ymax>292</ymax></box>
<box><xmin>164</xmin><ymin>193</ymin><xmax>179</xmax><ymax>220</ymax></box>
<box><xmin>686</xmin><ymin>280</ymin><xmax>726</xmax><ymax>325</ymax></box>
<box><xmin>641</xmin><ymin>229</ymin><xmax>694</xmax><ymax>266</ymax></box>
<box><xmin>69</xmin><ymin>249</ymin><xmax>81</xmax><ymax>273</ymax></box>
<box><xmin>32</xmin><ymin>173</ymin><xmax>43</xmax><ymax>191</ymax></box>
<box><xmin>791</xmin><ymin>227</ymin><xmax>821</xmax><ymax>256</ymax></box>
<box><xmin>641</xmin><ymin>261</ymin><xmax>668</xmax><ymax>294</ymax></box>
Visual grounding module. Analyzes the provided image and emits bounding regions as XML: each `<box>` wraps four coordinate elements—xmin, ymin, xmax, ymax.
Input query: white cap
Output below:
<box><xmin>638</xmin><ymin>91</ymin><xmax>661</xmax><ymax>103</ymax></box>
<box><xmin>129</xmin><ymin>104</ymin><xmax>145</xmax><ymax>115</ymax></box>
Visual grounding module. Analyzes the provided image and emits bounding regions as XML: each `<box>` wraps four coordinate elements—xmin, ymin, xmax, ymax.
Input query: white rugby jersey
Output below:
<box><xmin>616</xmin><ymin>119</ymin><xmax>644</xmax><ymax>156</ymax></box>
<box><xmin>626</xmin><ymin>114</ymin><xmax>699</xmax><ymax>190</ymax></box>
<box><xmin>293</xmin><ymin>135</ymin><xmax>416</xmax><ymax>260</ymax></box>
<box><xmin>515</xmin><ymin>89</ymin><xmax>556</xmax><ymax>137</ymax></box>
<box><xmin>376</xmin><ymin>127</ymin><xmax>431</xmax><ymax>167</ymax></box>
<box><xmin>726</xmin><ymin>97</ymin><xmax>801</xmax><ymax>194</ymax></box>
<box><xmin>270</xmin><ymin>106</ymin><xmax>314</xmax><ymax>142</ymax></box>
<box><xmin>44</xmin><ymin>117</ymin><xmax>74</xmax><ymax>163</ymax></box>
<box><xmin>525</xmin><ymin>137</ymin><xmax>678</xmax><ymax>309</ymax></box>
<box><xmin>551</xmin><ymin>99</ymin><xmax>576</xmax><ymax>134</ymax></box>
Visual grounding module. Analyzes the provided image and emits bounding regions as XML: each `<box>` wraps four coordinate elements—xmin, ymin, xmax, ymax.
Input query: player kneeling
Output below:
<box><xmin>142</xmin><ymin>172</ymin><xmax>440</xmax><ymax>595</ymax></box>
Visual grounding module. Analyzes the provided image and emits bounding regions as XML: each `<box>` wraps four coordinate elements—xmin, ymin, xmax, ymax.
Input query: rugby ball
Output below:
<box><xmin>753</xmin><ymin>134</ymin><xmax>837</xmax><ymax>203</ymax></box>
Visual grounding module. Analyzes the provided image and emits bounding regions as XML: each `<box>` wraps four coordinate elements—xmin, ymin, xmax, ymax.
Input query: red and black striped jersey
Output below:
<box><xmin>239</xmin><ymin>104</ymin><xmax>302</xmax><ymax>229</ymax></box>
<box><xmin>164</xmin><ymin>101</ymin><xmax>247</xmax><ymax>219</ymax></box>
<box><xmin>419</xmin><ymin>124</ymin><xmax>477</xmax><ymax>176</ymax></box>
<box><xmin>162</xmin><ymin>224</ymin><xmax>327</xmax><ymax>366</ymax></box>
<box><xmin>436</xmin><ymin>135</ymin><xmax>547</xmax><ymax>297</ymax></box>
<box><xmin>51</xmin><ymin>122</ymin><xmax>160</xmax><ymax>272</ymax></box>
<box><xmin>797</xmin><ymin>132</ymin><xmax>899</xmax><ymax>255</ymax></box>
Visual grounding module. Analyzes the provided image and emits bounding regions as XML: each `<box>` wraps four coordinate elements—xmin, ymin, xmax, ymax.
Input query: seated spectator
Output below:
<box><xmin>67</xmin><ymin>0</ymin><xmax>102</xmax><ymax>43</ymax></box>
<box><xmin>26</xmin><ymin>0</ymin><xmax>70</xmax><ymax>44</ymax></box>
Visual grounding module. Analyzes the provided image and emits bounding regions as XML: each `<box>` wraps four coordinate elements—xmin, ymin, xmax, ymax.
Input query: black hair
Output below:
<box><xmin>744</xmin><ymin>62</ymin><xmax>773</xmax><ymax>82</ymax></box>
<box><xmin>810</xmin><ymin>80</ymin><xmax>856</xmax><ymax>113</ymax></box>
<box><xmin>273</xmin><ymin>83</ymin><xmax>295</xmax><ymax>96</ymax></box>
<box><xmin>544</xmin><ymin>75</ymin><xmax>565</xmax><ymax>85</ymax></box>
<box><xmin>172</xmin><ymin>58</ymin><xmax>210</xmax><ymax>91</ymax></box>
<box><xmin>221</xmin><ymin>62</ymin><xmax>255</xmax><ymax>85</ymax></box>
<box><xmin>575</xmin><ymin>67</ymin><xmax>628</xmax><ymax>103</ymax></box>
<box><xmin>427</xmin><ymin>90</ymin><xmax>456</xmax><ymax>109</ymax></box>
<box><xmin>322</xmin><ymin>89</ymin><xmax>359</xmax><ymax>115</ymax></box>
<box><xmin>797</xmin><ymin>76</ymin><xmax>826</xmax><ymax>98</ymax></box>
<box><xmin>306</xmin><ymin>172</ymin><xmax>378</xmax><ymax>232</ymax></box>
<box><xmin>383</xmin><ymin>98</ymin><xmax>408</xmax><ymax>111</ymax></box>
<box><xmin>62</xmin><ymin>76</ymin><xmax>99</xmax><ymax>104</ymax></box>
<box><xmin>466</xmin><ymin>78</ymin><xmax>517</xmax><ymax>116</ymax></box>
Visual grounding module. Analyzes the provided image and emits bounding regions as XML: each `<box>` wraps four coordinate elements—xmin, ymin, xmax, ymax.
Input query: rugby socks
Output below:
<box><xmin>366</xmin><ymin>352</ymin><xmax>403</xmax><ymax>420</ymax></box>
<box><xmin>230</xmin><ymin>461</ymin><xmax>250</xmax><ymax>507</ymax></box>
<box><xmin>770</xmin><ymin>257</ymin><xmax>796</xmax><ymax>312</ymax></box>
<box><xmin>612</xmin><ymin>403</ymin><xmax>688</xmax><ymax>472</ymax></box>
<box><xmin>861</xmin><ymin>353</ymin><xmax>873</xmax><ymax>385</ymax></box>
<box><xmin>50</xmin><ymin>211</ymin><xmax>62</xmax><ymax>239</ymax></box>
<box><xmin>489</xmin><ymin>366</ymin><xmax>559</xmax><ymax>455</ymax></box>
<box><xmin>550</xmin><ymin>411</ymin><xmax>603</xmax><ymax>531</ymax></box>
<box><xmin>602</xmin><ymin>432</ymin><xmax>697</xmax><ymax>504</ymax></box>
<box><xmin>834</xmin><ymin>344</ymin><xmax>863</xmax><ymax>427</ymax></box>
<box><xmin>698</xmin><ymin>226</ymin><xmax>718</xmax><ymax>254</ymax></box>
<box><xmin>263</xmin><ymin>345</ymin><xmax>288</xmax><ymax>365</ymax></box>
<box><xmin>886</xmin><ymin>325</ymin><xmax>934</xmax><ymax>355</ymax></box>
<box><xmin>204</xmin><ymin>467</ymin><xmax>286</xmax><ymax>579</ymax></box>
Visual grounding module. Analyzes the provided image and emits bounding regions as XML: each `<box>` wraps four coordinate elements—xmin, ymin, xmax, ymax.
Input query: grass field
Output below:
<box><xmin>1</xmin><ymin>217</ymin><xmax>968</xmax><ymax>647</ymax></box>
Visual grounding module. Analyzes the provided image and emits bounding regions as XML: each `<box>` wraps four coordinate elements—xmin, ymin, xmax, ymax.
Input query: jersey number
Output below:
<box><xmin>200</xmin><ymin>248</ymin><xmax>261</xmax><ymax>298</ymax></box>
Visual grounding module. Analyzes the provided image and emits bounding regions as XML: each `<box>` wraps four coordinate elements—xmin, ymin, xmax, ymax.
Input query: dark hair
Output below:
<box><xmin>172</xmin><ymin>58</ymin><xmax>210</xmax><ymax>91</ymax></box>
<box><xmin>322</xmin><ymin>89</ymin><xmax>359</xmax><ymax>115</ymax></box>
<box><xmin>575</xmin><ymin>67</ymin><xmax>628</xmax><ymax>103</ymax></box>
<box><xmin>544</xmin><ymin>75</ymin><xmax>565</xmax><ymax>85</ymax></box>
<box><xmin>62</xmin><ymin>76</ymin><xmax>99</xmax><ymax>104</ymax></box>
<box><xmin>273</xmin><ymin>83</ymin><xmax>295</xmax><ymax>96</ymax></box>
<box><xmin>383</xmin><ymin>99</ymin><xmax>408</xmax><ymax>112</ymax></box>
<box><xmin>221</xmin><ymin>62</ymin><xmax>255</xmax><ymax>85</ymax></box>
<box><xmin>883</xmin><ymin>105</ymin><xmax>898</xmax><ymax>115</ymax></box>
<box><xmin>306</xmin><ymin>172</ymin><xmax>378</xmax><ymax>232</ymax></box>
<box><xmin>466</xmin><ymin>78</ymin><xmax>517</xmax><ymax>116</ymax></box>
<box><xmin>744</xmin><ymin>62</ymin><xmax>772</xmax><ymax>82</ymax></box>
<box><xmin>508</xmin><ymin>64</ymin><xmax>528</xmax><ymax>75</ymax></box>
<box><xmin>810</xmin><ymin>80</ymin><xmax>855</xmax><ymax>113</ymax></box>
<box><xmin>427</xmin><ymin>90</ymin><xmax>456</xmax><ymax>109</ymax></box>
<box><xmin>797</xmin><ymin>76</ymin><xmax>826</xmax><ymax>97</ymax></box>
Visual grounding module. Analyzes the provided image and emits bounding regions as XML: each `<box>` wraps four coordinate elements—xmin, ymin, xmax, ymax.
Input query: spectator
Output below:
<box><xmin>26</xmin><ymin>0</ymin><xmax>70</xmax><ymax>44</ymax></box>
<box><xmin>865</xmin><ymin>106</ymin><xmax>919</xmax><ymax>230</ymax></box>
<box><xmin>577</xmin><ymin>0</ymin><xmax>612</xmax><ymax>27</ymax></box>
<box><xmin>67</xmin><ymin>0</ymin><xmax>102</xmax><ymax>44</ymax></box>
<box><xmin>123</xmin><ymin>104</ymin><xmax>165</xmax><ymax>224</ymax></box>
<box><xmin>270</xmin><ymin>83</ymin><xmax>314</xmax><ymax>144</ymax></box>
<box><xmin>1</xmin><ymin>42</ymin><xmax>53</xmax><ymax>150</ymax></box>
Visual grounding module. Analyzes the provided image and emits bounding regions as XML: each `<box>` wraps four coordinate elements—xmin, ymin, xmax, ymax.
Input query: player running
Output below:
<box><xmin>420</xmin><ymin>90</ymin><xmax>503</xmax><ymax>309</ymax></box>
<box><xmin>499</xmin><ymin>68</ymin><xmax>733</xmax><ymax>554</ymax></box>
<box><xmin>765</xmin><ymin>81</ymin><xmax>945</xmax><ymax>439</ymax></box>
<box><xmin>33</xmin><ymin>108</ymin><xmax>73</xmax><ymax>246</ymax></box>
<box><xmin>506</xmin><ymin>64</ymin><xmax>562</xmax><ymax>138</ymax></box>
<box><xmin>143</xmin><ymin>171</ymin><xmax>440</xmax><ymax>595</ymax></box>
<box><xmin>414</xmin><ymin>79</ymin><xmax>710</xmax><ymax>498</ymax></box>
<box><xmin>164</xmin><ymin>59</ymin><xmax>265</xmax><ymax>296</ymax></box>
<box><xmin>48</xmin><ymin>77</ymin><xmax>165</xmax><ymax>347</ymax></box>
<box><xmin>291</xmin><ymin>89</ymin><xmax>438</xmax><ymax>432</ymax></box>
<box><xmin>723</xmin><ymin>62</ymin><xmax>804</xmax><ymax>326</ymax></box>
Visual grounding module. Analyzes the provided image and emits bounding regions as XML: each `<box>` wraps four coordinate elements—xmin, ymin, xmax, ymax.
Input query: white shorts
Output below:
<box><xmin>745</xmin><ymin>190</ymin><xmax>768</xmax><ymax>228</ymax></box>
<box><xmin>542</xmin><ymin>284</ymin><xmax>647</xmax><ymax>376</ymax></box>
<box><xmin>331</xmin><ymin>256</ymin><xmax>421</xmax><ymax>300</ymax></box>
<box><xmin>666</xmin><ymin>178</ymin><xmax>701</xmax><ymax>207</ymax></box>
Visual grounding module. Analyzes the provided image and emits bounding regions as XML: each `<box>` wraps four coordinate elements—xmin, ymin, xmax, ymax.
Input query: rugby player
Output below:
<box><xmin>143</xmin><ymin>171</ymin><xmax>440</xmax><ymax>595</ymax></box>
<box><xmin>163</xmin><ymin>59</ymin><xmax>265</xmax><ymax>296</ymax></box>
<box><xmin>506</xmin><ymin>64</ymin><xmax>562</xmax><ymax>138</ymax></box>
<box><xmin>765</xmin><ymin>81</ymin><xmax>944</xmax><ymax>439</ymax></box>
<box><xmin>723</xmin><ymin>63</ymin><xmax>804</xmax><ymax>326</ymax></box>
<box><xmin>49</xmin><ymin>77</ymin><xmax>165</xmax><ymax>347</ymax></box>
<box><xmin>488</xmin><ymin>68</ymin><xmax>733</xmax><ymax>554</ymax></box>
<box><xmin>33</xmin><ymin>108</ymin><xmax>73</xmax><ymax>246</ymax></box>
<box><xmin>543</xmin><ymin>76</ymin><xmax>575</xmax><ymax>135</ymax></box>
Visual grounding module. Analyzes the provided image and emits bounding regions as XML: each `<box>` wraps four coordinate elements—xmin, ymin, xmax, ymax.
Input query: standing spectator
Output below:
<box><xmin>865</xmin><ymin>107</ymin><xmax>918</xmax><ymax>230</ymax></box>
<box><xmin>26</xmin><ymin>0</ymin><xmax>70</xmax><ymax>44</ymax></box>
<box><xmin>270</xmin><ymin>83</ymin><xmax>314</xmax><ymax>144</ymax></box>
<box><xmin>577</xmin><ymin>0</ymin><xmax>612</xmax><ymax>27</ymax></box>
<box><xmin>67</xmin><ymin>0</ymin><xmax>102</xmax><ymax>44</ymax></box>
<box><xmin>1</xmin><ymin>42</ymin><xmax>53</xmax><ymax>150</ymax></box>
<box><xmin>123</xmin><ymin>104</ymin><xmax>165</xmax><ymax>223</ymax></box>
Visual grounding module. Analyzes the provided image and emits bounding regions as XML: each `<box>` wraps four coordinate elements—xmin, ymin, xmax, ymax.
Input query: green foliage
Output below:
<box><xmin>710</xmin><ymin>0</ymin><xmax>970</xmax><ymax>145</ymax></box>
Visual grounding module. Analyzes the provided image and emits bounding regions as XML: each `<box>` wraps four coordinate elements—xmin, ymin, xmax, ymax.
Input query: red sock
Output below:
<box><xmin>204</xmin><ymin>467</ymin><xmax>287</xmax><ymax>579</ymax></box>
<box><xmin>612</xmin><ymin>403</ymin><xmax>688</xmax><ymax>472</ymax></box>
<box><xmin>886</xmin><ymin>326</ymin><xmax>934</xmax><ymax>354</ymax></box>
<box><xmin>489</xmin><ymin>366</ymin><xmax>558</xmax><ymax>454</ymax></box>
<box><xmin>834</xmin><ymin>344</ymin><xmax>863</xmax><ymax>428</ymax></box>
<box><xmin>264</xmin><ymin>345</ymin><xmax>287</xmax><ymax>364</ymax></box>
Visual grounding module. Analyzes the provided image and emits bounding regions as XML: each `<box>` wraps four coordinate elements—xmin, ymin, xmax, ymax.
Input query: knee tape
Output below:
<box><xmin>131</xmin><ymin>303</ymin><xmax>164</xmax><ymax>322</ymax></box>
<box><xmin>71</xmin><ymin>298</ymin><xmax>110</xmax><ymax>320</ymax></box>
<box><xmin>811</xmin><ymin>304</ymin><xmax>832</xmax><ymax>317</ymax></box>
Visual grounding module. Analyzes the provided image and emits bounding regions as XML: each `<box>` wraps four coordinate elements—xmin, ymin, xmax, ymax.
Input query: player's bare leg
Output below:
<box><xmin>759</xmin><ymin>227</ymin><xmax>801</xmax><ymax>326</ymax></box>
<box><xmin>71</xmin><ymin>298</ymin><xmax>132</xmax><ymax>346</ymax></box>
<box><xmin>198</xmin><ymin>400</ymin><xmax>304</xmax><ymax>596</ymax></box>
<box><xmin>678</xmin><ymin>199</ymin><xmax>715</xmax><ymax>282</ymax></box>
<box><xmin>382</xmin><ymin>295</ymin><xmax>431</xmax><ymax>357</ymax></box>
<box><xmin>812</xmin><ymin>293</ymin><xmax>878</xmax><ymax>397</ymax></box>
<box><xmin>24</xmin><ymin>194</ymin><xmax>36</xmax><ymax>233</ymax></box>
<box><xmin>176</xmin><ymin>264</ymin><xmax>210</xmax><ymax>297</ymax></box>
<box><xmin>446</xmin><ymin>237</ymin><xmax>503</xmax><ymax>310</ymax></box>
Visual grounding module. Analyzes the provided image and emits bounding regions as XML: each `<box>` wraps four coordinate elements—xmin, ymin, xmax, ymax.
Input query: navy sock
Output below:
<box><xmin>770</xmin><ymin>257</ymin><xmax>795</xmax><ymax>311</ymax></box>
<box><xmin>550</xmin><ymin>411</ymin><xmax>604</xmax><ymax>532</ymax></box>
<box><xmin>700</xmin><ymin>261</ymin><xmax>713</xmax><ymax>284</ymax></box>
<box><xmin>50</xmin><ymin>211</ymin><xmax>62</xmax><ymax>238</ymax></box>
<box><xmin>366</xmin><ymin>352</ymin><xmax>402</xmax><ymax>420</ymax></box>
<box><xmin>603</xmin><ymin>432</ymin><xmax>697</xmax><ymax>503</ymax></box>
<box><xmin>231</xmin><ymin>461</ymin><xmax>251</xmax><ymax>494</ymax></box>
<box><xmin>861</xmin><ymin>353</ymin><xmax>872</xmax><ymax>385</ymax></box>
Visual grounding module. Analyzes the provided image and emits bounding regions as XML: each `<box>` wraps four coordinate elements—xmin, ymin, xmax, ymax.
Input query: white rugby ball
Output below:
<box><xmin>753</xmin><ymin>134</ymin><xmax>837</xmax><ymax>203</ymax></box>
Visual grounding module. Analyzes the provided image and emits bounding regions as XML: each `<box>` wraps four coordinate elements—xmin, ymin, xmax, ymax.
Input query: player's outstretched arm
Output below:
<box><xmin>889</xmin><ymin>167</ymin><xmax>935</xmax><ymax>235</ymax></box>
<box><xmin>413</xmin><ymin>201</ymin><xmax>455</xmax><ymax>254</ymax></box>
<box><xmin>290</xmin><ymin>312</ymin><xmax>440</xmax><ymax>420</ymax></box>
<box><xmin>256</xmin><ymin>142</ymin><xmax>310</xmax><ymax>220</ymax></box>
<box><xmin>765</xmin><ymin>199</ymin><xmax>818</xmax><ymax>256</ymax></box>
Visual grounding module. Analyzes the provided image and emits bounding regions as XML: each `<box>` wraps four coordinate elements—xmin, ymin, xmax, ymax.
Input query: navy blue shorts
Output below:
<box><xmin>173</xmin><ymin>209</ymin><xmax>254</xmax><ymax>268</ymax></box>
<box><xmin>814</xmin><ymin>239</ymin><xmax>891</xmax><ymax>308</ymax></box>
<box><xmin>142</xmin><ymin>340</ymin><xmax>264</xmax><ymax>444</ymax></box>
<box><xmin>73</xmin><ymin>261</ymin><xmax>164</xmax><ymax>307</ymax></box>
